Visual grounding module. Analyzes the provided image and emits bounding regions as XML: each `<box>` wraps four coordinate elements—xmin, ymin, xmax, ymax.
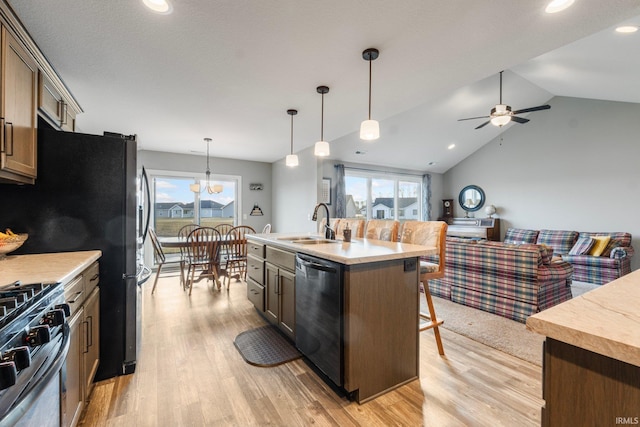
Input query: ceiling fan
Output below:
<box><xmin>458</xmin><ymin>71</ymin><xmax>551</xmax><ymax>129</ymax></box>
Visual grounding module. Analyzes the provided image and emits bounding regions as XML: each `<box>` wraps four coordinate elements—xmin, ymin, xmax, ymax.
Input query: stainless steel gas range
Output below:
<box><xmin>0</xmin><ymin>280</ymin><xmax>69</xmax><ymax>426</ymax></box>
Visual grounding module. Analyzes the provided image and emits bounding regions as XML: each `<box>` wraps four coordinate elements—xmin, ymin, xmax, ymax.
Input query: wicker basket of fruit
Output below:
<box><xmin>0</xmin><ymin>229</ymin><xmax>28</xmax><ymax>259</ymax></box>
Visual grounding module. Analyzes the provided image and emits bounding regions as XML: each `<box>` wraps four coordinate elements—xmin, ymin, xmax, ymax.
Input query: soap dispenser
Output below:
<box><xmin>343</xmin><ymin>223</ymin><xmax>352</xmax><ymax>242</ymax></box>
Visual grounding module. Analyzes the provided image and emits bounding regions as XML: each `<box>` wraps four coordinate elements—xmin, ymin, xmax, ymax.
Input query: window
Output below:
<box><xmin>150</xmin><ymin>171</ymin><xmax>240</xmax><ymax>237</ymax></box>
<box><xmin>344</xmin><ymin>170</ymin><xmax>423</xmax><ymax>222</ymax></box>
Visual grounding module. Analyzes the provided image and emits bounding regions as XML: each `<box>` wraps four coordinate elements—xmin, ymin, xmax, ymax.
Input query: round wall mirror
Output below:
<box><xmin>458</xmin><ymin>185</ymin><xmax>485</xmax><ymax>213</ymax></box>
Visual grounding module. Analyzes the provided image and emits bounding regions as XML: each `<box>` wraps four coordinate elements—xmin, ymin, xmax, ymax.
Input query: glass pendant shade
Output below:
<box><xmin>361</xmin><ymin>48</ymin><xmax>380</xmax><ymax>141</ymax></box>
<box><xmin>314</xmin><ymin>140</ymin><xmax>330</xmax><ymax>157</ymax></box>
<box><xmin>286</xmin><ymin>109</ymin><xmax>299</xmax><ymax>167</ymax></box>
<box><xmin>189</xmin><ymin>183</ymin><xmax>200</xmax><ymax>193</ymax></box>
<box><xmin>314</xmin><ymin>86</ymin><xmax>330</xmax><ymax>157</ymax></box>
<box><xmin>208</xmin><ymin>183</ymin><xmax>224</xmax><ymax>194</ymax></box>
<box><xmin>286</xmin><ymin>154</ymin><xmax>299</xmax><ymax>167</ymax></box>
<box><xmin>360</xmin><ymin>119</ymin><xmax>380</xmax><ymax>140</ymax></box>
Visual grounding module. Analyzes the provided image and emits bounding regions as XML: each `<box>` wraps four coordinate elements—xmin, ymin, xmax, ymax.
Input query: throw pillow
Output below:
<box><xmin>504</xmin><ymin>228</ymin><xmax>539</xmax><ymax>244</ymax></box>
<box><xmin>568</xmin><ymin>236</ymin><xmax>595</xmax><ymax>255</ymax></box>
<box><xmin>601</xmin><ymin>239</ymin><xmax>622</xmax><ymax>257</ymax></box>
<box><xmin>538</xmin><ymin>245</ymin><xmax>554</xmax><ymax>265</ymax></box>
<box><xmin>588</xmin><ymin>235</ymin><xmax>611</xmax><ymax>256</ymax></box>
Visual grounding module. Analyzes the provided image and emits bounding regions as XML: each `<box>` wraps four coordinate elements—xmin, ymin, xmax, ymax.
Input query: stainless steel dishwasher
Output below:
<box><xmin>295</xmin><ymin>253</ymin><xmax>344</xmax><ymax>387</ymax></box>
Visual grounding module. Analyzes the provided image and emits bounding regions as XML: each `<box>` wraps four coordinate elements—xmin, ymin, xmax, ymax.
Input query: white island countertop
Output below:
<box><xmin>247</xmin><ymin>233</ymin><xmax>435</xmax><ymax>265</ymax></box>
<box><xmin>526</xmin><ymin>269</ymin><xmax>640</xmax><ymax>367</ymax></box>
<box><xmin>0</xmin><ymin>250</ymin><xmax>102</xmax><ymax>287</ymax></box>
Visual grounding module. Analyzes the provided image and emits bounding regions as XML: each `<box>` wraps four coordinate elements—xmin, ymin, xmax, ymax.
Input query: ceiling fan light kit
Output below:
<box><xmin>490</xmin><ymin>104</ymin><xmax>512</xmax><ymax>127</ymax></box>
<box><xmin>360</xmin><ymin>48</ymin><xmax>380</xmax><ymax>141</ymax></box>
<box><xmin>458</xmin><ymin>71</ymin><xmax>551</xmax><ymax>130</ymax></box>
<box><xmin>286</xmin><ymin>109</ymin><xmax>299</xmax><ymax>167</ymax></box>
<box><xmin>314</xmin><ymin>85</ymin><xmax>331</xmax><ymax>157</ymax></box>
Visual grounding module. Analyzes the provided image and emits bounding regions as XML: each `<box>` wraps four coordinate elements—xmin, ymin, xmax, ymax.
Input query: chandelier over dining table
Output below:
<box><xmin>190</xmin><ymin>137</ymin><xmax>223</xmax><ymax>194</ymax></box>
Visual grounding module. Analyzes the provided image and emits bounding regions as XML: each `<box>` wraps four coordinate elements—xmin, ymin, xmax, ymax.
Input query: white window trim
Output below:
<box><xmin>345</xmin><ymin>169</ymin><xmax>422</xmax><ymax>221</ymax></box>
<box><xmin>147</xmin><ymin>168</ymin><xmax>243</xmax><ymax>227</ymax></box>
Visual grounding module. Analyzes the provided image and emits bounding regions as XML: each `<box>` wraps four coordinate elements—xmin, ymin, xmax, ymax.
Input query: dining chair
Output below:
<box><xmin>262</xmin><ymin>223</ymin><xmax>272</xmax><ymax>234</ymax></box>
<box><xmin>224</xmin><ymin>225</ymin><xmax>255</xmax><ymax>287</ymax></box>
<box><xmin>185</xmin><ymin>227</ymin><xmax>222</xmax><ymax>295</ymax></box>
<box><xmin>364</xmin><ymin>219</ymin><xmax>400</xmax><ymax>242</ymax></box>
<box><xmin>214</xmin><ymin>223</ymin><xmax>234</xmax><ymax>267</ymax></box>
<box><xmin>149</xmin><ymin>228</ymin><xmax>180</xmax><ymax>294</ymax></box>
<box><xmin>399</xmin><ymin>220</ymin><xmax>447</xmax><ymax>355</ymax></box>
<box><xmin>214</xmin><ymin>223</ymin><xmax>234</xmax><ymax>236</ymax></box>
<box><xmin>177</xmin><ymin>223</ymin><xmax>200</xmax><ymax>289</ymax></box>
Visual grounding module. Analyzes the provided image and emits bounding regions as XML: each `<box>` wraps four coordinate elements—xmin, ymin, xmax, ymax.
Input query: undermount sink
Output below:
<box><xmin>276</xmin><ymin>236</ymin><xmax>315</xmax><ymax>241</ymax></box>
<box><xmin>289</xmin><ymin>239</ymin><xmax>340</xmax><ymax>245</ymax></box>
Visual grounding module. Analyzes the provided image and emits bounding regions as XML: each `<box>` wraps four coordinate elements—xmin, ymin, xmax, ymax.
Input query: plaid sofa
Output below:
<box><xmin>505</xmin><ymin>228</ymin><xmax>634</xmax><ymax>285</ymax></box>
<box><xmin>562</xmin><ymin>232</ymin><xmax>634</xmax><ymax>285</ymax></box>
<box><xmin>426</xmin><ymin>238</ymin><xmax>574</xmax><ymax>323</ymax></box>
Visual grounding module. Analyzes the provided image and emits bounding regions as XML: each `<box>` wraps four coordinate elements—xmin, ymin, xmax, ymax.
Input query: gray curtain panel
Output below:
<box><xmin>422</xmin><ymin>173</ymin><xmax>431</xmax><ymax>220</ymax></box>
<box><xmin>335</xmin><ymin>164</ymin><xmax>346</xmax><ymax>217</ymax></box>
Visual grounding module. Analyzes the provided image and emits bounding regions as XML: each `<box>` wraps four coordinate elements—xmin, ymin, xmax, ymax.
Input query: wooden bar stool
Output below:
<box><xmin>400</xmin><ymin>220</ymin><xmax>447</xmax><ymax>355</ymax></box>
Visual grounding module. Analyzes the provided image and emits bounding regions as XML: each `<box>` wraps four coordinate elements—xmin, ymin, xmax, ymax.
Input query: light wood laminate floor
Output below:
<box><xmin>79</xmin><ymin>272</ymin><xmax>543</xmax><ymax>426</ymax></box>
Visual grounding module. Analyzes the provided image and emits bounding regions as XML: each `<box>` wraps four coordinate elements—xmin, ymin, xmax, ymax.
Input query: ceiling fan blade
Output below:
<box><xmin>458</xmin><ymin>115</ymin><xmax>490</xmax><ymax>121</ymax></box>
<box><xmin>475</xmin><ymin>121</ymin><xmax>491</xmax><ymax>129</ymax></box>
<box><xmin>511</xmin><ymin>116</ymin><xmax>530</xmax><ymax>124</ymax></box>
<box><xmin>512</xmin><ymin>105</ymin><xmax>550</xmax><ymax>115</ymax></box>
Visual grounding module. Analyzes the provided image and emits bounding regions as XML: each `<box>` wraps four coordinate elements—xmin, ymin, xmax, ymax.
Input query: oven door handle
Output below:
<box><xmin>0</xmin><ymin>324</ymin><xmax>70</xmax><ymax>426</ymax></box>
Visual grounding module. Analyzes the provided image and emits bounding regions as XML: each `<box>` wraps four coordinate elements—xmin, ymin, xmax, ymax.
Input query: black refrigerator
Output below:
<box><xmin>0</xmin><ymin>121</ymin><xmax>149</xmax><ymax>380</ymax></box>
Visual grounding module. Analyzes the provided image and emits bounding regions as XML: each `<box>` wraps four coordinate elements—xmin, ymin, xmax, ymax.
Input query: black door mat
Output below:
<box><xmin>234</xmin><ymin>325</ymin><xmax>302</xmax><ymax>367</ymax></box>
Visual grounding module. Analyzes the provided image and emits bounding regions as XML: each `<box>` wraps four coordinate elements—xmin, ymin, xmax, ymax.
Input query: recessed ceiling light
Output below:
<box><xmin>616</xmin><ymin>25</ymin><xmax>639</xmax><ymax>34</ymax></box>
<box><xmin>545</xmin><ymin>0</ymin><xmax>575</xmax><ymax>14</ymax></box>
<box><xmin>428</xmin><ymin>161</ymin><xmax>437</xmax><ymax>166</ymax></box>
<box><xmin>448</xmin><ymin>144</ymin><xmax>455</xmax><ymax>150</ymax></box>
<box><xmin>355</xmin><ymin>150</ymin><xmax>367</xmax><ymax>155</ymax></box>
<box><xmin>142</xmin><ymin>0</ymin><xmax>173</xmax><ymax>14</ymax></box>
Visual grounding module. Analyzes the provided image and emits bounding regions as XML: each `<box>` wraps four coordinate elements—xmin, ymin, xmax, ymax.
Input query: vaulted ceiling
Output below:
<box><xmin>8</xmin><ymin>1</ymin><xmax>640</xmax><ymax>173</ymax></box>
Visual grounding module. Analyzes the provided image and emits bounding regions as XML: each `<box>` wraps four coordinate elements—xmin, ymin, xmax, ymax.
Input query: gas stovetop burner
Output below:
<box><xmin>0</xmin><ymin>282</ymin><xmax>60</xmax><ymax>331</ymax></box>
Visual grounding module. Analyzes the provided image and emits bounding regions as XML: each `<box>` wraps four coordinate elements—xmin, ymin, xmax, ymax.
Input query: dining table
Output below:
<box><xmin>157</xmin><ymin>235</ymin><xmax>232</xmax><ymax>248</ymax></box>
<box><xmin>157</xmin><ymin>234</ymin><xmax>247</xmax><ymax>288</ymax></box>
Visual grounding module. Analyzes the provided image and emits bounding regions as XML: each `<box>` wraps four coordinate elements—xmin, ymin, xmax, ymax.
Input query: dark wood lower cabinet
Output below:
<box><xmin>64</xmin><ymin>307</ymin><xmax>84</xmax><ymax>427</ymax></box>
<box><xmin>265</xmin><ymin>262</ymin><xmax>295</xmax><ymax>340</ymax></box>
<box><xmin>63</xmin><ymin>261</ymin><xmax>100</xmax><ymax>427</ymax></box>
<box><xmin>83</xmin><ymin>287</ymin><xmax>100</xmax><ymax>395</ymax></box>
<box><xmin>542</xmin><ymin>338</ymin><xmax>640</xmax><ymax>426</ymax></box>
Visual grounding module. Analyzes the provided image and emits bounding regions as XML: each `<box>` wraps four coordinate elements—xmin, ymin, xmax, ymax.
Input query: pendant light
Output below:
<box><xmin>190</xmin><ymin>138</ymin><xmax>223</xmax><ymax>194</ymax></box>
<box><xmin>285</xmin><ymin>109</ymin><xmax>299</xmax><ymax>167</ymax></box>
<box><xmin>360</xmin><ymin>48</ymin><xmax>380</xmax><ymax>141</ymax></box>
<box><xmin>314</xmin><ymin>86</ymin><xmax>330</xmax><ymax>157</ymax></box>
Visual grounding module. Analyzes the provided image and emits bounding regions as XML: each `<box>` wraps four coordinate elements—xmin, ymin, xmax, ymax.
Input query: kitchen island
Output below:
<box><xmin>246</xmin><ymin>233</ymin><xmax>436</xmax><ymax>403</ymax></box>
<box><xmin>526</xmin><ymin>270</ymin><xmax>640</xmax><ymax>426</ymax></box>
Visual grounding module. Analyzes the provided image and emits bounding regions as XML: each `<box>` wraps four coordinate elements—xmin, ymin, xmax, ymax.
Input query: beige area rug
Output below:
<box><xmin>423</xmin><ymin>281</ymin><xmax>599</xmax><ymax>366</ymax></box>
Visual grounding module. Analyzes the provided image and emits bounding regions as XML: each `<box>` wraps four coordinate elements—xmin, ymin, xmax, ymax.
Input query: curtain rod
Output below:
<box><xmin>339</xmin><ymin>165</ymin><xmax>426</xmax><ymax>178</ymax></box>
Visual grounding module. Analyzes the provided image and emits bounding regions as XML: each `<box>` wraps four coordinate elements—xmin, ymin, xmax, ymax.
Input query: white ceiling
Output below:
<box><xmin>7</xmin><ymin>1</ymin><xmax>640</xmax><ymax>173</ymax></box>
